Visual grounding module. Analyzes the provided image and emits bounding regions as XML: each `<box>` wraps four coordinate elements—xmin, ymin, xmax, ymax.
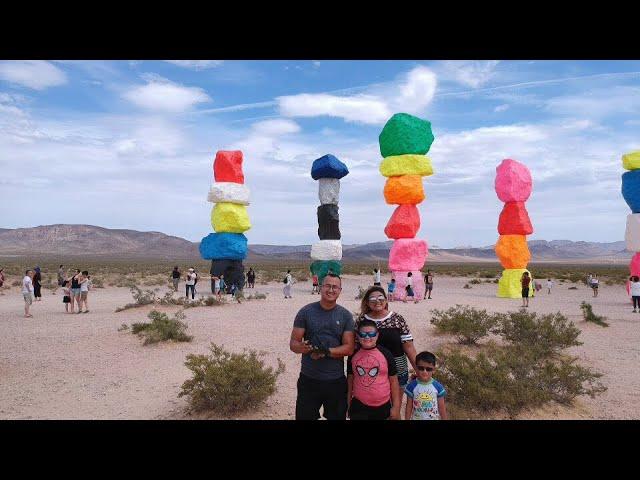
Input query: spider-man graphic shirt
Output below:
<box><xmin>347</xmin><ymin>345</ymin><xmax>397</xmax><ymax>407</ymax></box>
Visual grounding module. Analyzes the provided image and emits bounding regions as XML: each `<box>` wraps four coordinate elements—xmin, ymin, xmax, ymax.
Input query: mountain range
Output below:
<box><xmin>0</xmin><ymin>224</ymin><xmax>630</xmax><ymax>263</ymax></box>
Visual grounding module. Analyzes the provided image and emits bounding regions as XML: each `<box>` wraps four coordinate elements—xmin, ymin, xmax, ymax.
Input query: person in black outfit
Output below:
<box><xmin>33</xmin><ymin>266</ymin><xmax>42</xmax><ymax>301</ymax></box>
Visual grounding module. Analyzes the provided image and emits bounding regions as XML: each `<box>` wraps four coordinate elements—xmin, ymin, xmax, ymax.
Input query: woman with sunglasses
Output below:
<box><xmin>356</xmin><ymin>286</ymin><xmax>418</xmax><ymax>401</ymax></box>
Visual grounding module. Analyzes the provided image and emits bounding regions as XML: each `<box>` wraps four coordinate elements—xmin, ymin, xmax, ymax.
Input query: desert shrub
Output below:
<box><xmin>493</xmin><ymin>279</ymin><xmax>499</xmax><ymax>284</ymax></box>
<box><xmin>493</xmin><ymin>310</ymin><xmax>582</xmax><ymax>359</ymax></box>
<box><xmin>469</xmin><ymin>278</ymin><xmax>482</xmax><ymax>285</ymax></box>
<box><xmin>568</xmin><ymin>286</ymin><xmax>578</xmax><ymax>290</ymax></box>
<box><xmin>115</xmin><ymin>285</ymin><xmax>158</xmax><ymax>312</ymax></box>
<box><xmin>430</xmin><ymin>305</ymin><xmax>497</xmax><ymax>345</ymax></box>
<box><xmin>437</xmin><ymin>343</ymin><xmax>606</xmax><ymax>418</ymax></box>
<box><xmin>580</xmin><ymin>302</ymin><xmax>609</xmax><ymax>327</ymax></box>
<box><xmin>245</xmin><ymin>292</ymin><xmax>267</xmax><ymax>300</ymax></box>
<box><xmin>463</xmin><ymin>284</ymin><xmax>471</xmax><ymax>289</ymax></box>
<box><xmin>355</xmin><ymin>286</ymin><xmax>367</xmax><ymax>300</ymax></box>
<box><xmin>11</xmin><ymin>280</ymin><xmax>20</xmax><ymax>287</ymax></box>
<box><xmin>91</xmin><ymin>277</ymin><xmax>104</xmax><ymax>288</ymax></box>
<box><xmin>179</xmin><ymin>343</ymin><xmax>285</xmax><ymax>415</ymax></box>
<box><xmin>130</xmin><ymin>310</ymin><xmax>192</xmax><ymax>345</ymax></box>
<box><xmin>117</xmin><ymin>323</ymin><xmax>129</xmax><ymax>331</ymax></box>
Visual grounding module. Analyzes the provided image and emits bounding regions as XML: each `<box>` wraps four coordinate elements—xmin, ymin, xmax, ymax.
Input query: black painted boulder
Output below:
<box><xmin>317</xmin><ymin>204</ymin><xmax>341</xmax><ymax>240</ymax></box>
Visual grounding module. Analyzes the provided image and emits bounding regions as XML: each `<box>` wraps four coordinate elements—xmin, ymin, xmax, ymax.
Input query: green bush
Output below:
<box><xmin>463</xmin><ymin>283</ymin><xmax>471</xmax><ymax>289</ymax></box>
<box><xmin>130</xmin><ymin>310</ymin><xmax>193</xmax><ymax>345</ymax></box>
<box><xmin>437</xmin><ymin>343</ymin><xmax>606</xmax><ymax>418</ymax></box>
<box><xmin>468</xmin><ymin>278</ymin><xmax>482</xmax><ymax>285</ymax></box>
<box><xmin>493</xmin><ymin>310</ymin><xmax>583</xmax><ymax>359</ymax></box>
<box><xmin>580</xmin><ymin>302</ymin><xmax>609</xmax><ymax>327</ymax></box>
<box><xmin>430</xmin><ymin>305</ymin><xmax>497</xmax><ymax>345</ymax></box>
<box><xmin>179</xmin><ymin>343</ymin><xmax>285</xmax><ymax>415</ymax></box>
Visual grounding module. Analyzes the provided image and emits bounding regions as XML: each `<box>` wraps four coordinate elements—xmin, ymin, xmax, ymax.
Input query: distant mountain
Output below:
<box><xmin>0</xmin><ymin>225</ymin><xmax>631</xmax><ymax>263</ymax></box>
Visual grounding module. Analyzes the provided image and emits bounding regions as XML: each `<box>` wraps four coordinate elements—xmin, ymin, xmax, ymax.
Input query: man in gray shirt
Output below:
<box><xmin>289</xmin><ymin>273</ymin><xmax>355</xmax><ymax>420</ymax></box>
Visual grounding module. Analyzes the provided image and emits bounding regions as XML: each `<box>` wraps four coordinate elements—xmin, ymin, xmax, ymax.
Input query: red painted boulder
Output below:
<box><xmin>389</xmin><ymin>238</ymin><xmax>428</xmax><ymax>271</ymax></box>
<box><xmin>384</xmin><ymin>204</ymin><xmax>421</xmax><ymax>239</ymax></box>
<box><xmin>495</xmin><ymin>159</ymin><xmax>532</xmax><ymax>203</ymax></box>
<box><xmin>498</xmin><ymin>202</ymin><xmax>533</xmax><ymax>235</ymax></box>
<box><xmin>214</xmin><ymin>150</ymin><xmax>245</xmax><ymax>184</ymax></box>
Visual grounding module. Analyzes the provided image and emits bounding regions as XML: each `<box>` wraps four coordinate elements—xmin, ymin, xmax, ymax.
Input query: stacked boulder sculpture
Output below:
<box><xmin>199</xmin><ymin>150</ymin><xmax>251</xmax><ymax>290</ymax></box>
<box><xmin>622</xmin><ymin>151</ymin><xmax>640</xmax><ymax>284</ymax></box>
<box><xmin>494</xmin><ymin>159</ymin><xmax>534</xmax><ymax>298</ymax></box>
<box><xmin>310</xmin><ymin>154</ymin><xmax>349</xmax><ymax>285</ymax></box>
<box><xmin>379</xmin><ymin>113</ymin><xmax>434</xmax><ymax>300</ymax></box>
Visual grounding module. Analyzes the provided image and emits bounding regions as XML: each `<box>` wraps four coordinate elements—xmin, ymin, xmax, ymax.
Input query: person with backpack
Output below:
<box><xmin>284</xmin><ymin>270</ymin><xmax>293</xmax><ymax>299</ymax></box>
<box><xmin>186</xmin><ymin>268</ymin><xmax>197</xmax><ymax>300</ymax></box>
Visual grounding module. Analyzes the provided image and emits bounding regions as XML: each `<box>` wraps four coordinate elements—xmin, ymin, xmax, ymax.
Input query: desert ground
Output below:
<box><xmin>0</xmin><ymin>274</ymin><xmax>638</xmax><ymax>420</ymax></box>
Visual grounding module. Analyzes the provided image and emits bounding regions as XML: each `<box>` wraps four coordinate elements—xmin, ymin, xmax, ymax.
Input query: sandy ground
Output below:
<box><xmin>0</xmin><ymin>274</ymin><xmax>638</xmax><ymax>420</ymax></box>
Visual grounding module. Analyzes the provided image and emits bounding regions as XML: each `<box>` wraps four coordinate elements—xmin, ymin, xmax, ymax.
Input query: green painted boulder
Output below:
<box><xmin>378</xmin><ymin>113</ymin><xmax>434</xmax><ymax>158</ymax></box>
<box><xmin>310</xmin><ymin>260</ymin><xmax>342</xmax><ymax>285</ymax></box>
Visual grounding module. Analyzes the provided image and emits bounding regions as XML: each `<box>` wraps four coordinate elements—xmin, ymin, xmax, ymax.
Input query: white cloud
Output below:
<box><xmin>123</xmin><ymin>77</ymin><xmax>211</xmax><ymax>112</ymax></box>
<box><xmin>390</xmin><ymin>65</ymin><xmax>437</xmax><ymax>112</ymax></box>
<box><xmin>251</xmin><ymin>119</ymin><xmax>301</xmax><ymax>136</ymax></box>
<box><xmin>494</xmin><ymin>104</ymin><xmax>510</xmax><ymax>112</ymax></box>
<box><xmin>439</xmin><ymin>60</ymin><xmax>501</xmax><ymax>88</ymax></box>
<box><xmin>278</xmin><ymin>93</ymin><xmax>391</xmax><ymax>124</ymax></box>
<box><xmin>312</xmin><ymin>61</ymin><xmax>321</xmax><ymax>68</ymax></box>
<box><xmin>0</xmin><ymin>61</ymin><xmax>67</xmax><ymax>90</ymax></box>
<box><xmin>165</xmin><ymin>60</ymin><xmax>224</xmax><ymax>70</ymax></box>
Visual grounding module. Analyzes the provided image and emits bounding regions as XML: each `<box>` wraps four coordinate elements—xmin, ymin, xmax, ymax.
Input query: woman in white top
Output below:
<box><xmin>630</xmin><ymin>276</ymin><xmax>640</xmax><ymax>312</ymax></box>
<box><xmin>403</xmin><ymin>272</ymin><xmax>418</xmax><ymax>304</ymax></box>
<box><xmin>591</xmin><ymin>275</ymin><xmax>599</xmax><ymax>297</ymax></box>
<box><xmin>185</xmin><ymin>268</ymin><xmax>196</xmax><ymax>300</ymax></box>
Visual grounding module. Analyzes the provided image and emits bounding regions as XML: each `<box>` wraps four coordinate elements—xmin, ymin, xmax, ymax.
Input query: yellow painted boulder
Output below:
<box><xmin>211</xmin><ymin>203</ymin><xmax>251</xmax><ymax>233</ymax></box>
<box><xmin>383</xmin><ymin>175</ymin><xmax>425</xmax><ymax>205</ymax></box>
<box><xmin>380</xmin><ymin>154</ymin><xmax>433</xmax><ymax>177</ymax></box>
<box><xmin>623</xmin><ymin>151</ymin><xmax>640</xmax><ymax>171</ymax></box>
<box><xmin>497</xmin><ymin>268</ymin><xmax>534</xmax><ymax>298</ymax></box>
<box><xmin>495</xmin><ymin>235</ymin><xmax>530</xmax><ymax>269</ymax></box>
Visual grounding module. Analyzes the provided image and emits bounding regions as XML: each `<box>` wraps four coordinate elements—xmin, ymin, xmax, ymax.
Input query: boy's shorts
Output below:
<box><xmin>426</xmin><ymin>283</ymin><xmax>433</xmax><ymax>290</ymax></box>
<box><xmin>348</xmin><ymin>397</ymin><xmax>391</xmax><ymax>420</ymax></box>
<box><xmin>71</xmin><ymin>288</ymin><xmax>82</xmax><ymax>297</ymax></box>
<box><xmin>522</xmin><ymin>287</ymin><xmax>530</xmax><ymax>298</ymax></box>
<box><xmin>81</xmin><ymin>291</ymin><xmax>88</xmax><ymax>300</ymax></box>
<box><xmin>23</xmin><ymin>293</ymin><xmax>33</xmax><ymax>305</ymax></box>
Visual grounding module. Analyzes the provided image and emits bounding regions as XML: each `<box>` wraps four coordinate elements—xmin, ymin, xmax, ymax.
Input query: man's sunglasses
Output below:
<box><xmin>357</xmin><ymin>331</ymin><xmax>378</xmax><ymax>338</ymax></box>
<box><xmin>417</xmin><ymin>366</ymin><xmax>435</xmax><ymax>372</ymax></box>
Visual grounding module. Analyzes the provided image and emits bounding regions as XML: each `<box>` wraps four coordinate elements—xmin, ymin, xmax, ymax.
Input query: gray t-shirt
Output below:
<box><xmin>293</xmin><ymin>302</ymin><xmax>355</xmax><ymax>381</ymax></box>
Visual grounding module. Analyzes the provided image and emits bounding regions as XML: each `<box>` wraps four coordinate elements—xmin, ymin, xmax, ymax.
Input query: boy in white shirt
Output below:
<box><xmin>546</xmin><ymin>279</ymin><xmax>554</xmax><ymax>294</ymax></box>
<box><xmin>22</xmin><ymin>269</ymin><xmax>34</xmax><ymax>318</ymax></box>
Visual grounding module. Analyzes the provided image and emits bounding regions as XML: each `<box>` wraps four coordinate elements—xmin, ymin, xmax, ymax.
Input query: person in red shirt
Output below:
<box><xmin>521</xmin><ymin>271</ymin><xmax>531</xmax><ymax>308</ymax></box>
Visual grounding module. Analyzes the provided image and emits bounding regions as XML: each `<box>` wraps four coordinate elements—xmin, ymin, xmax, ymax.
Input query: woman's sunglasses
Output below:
<box><xmin>416</xmin><ymin>366</ymin><xmax>435</xmax><ymax>372</ymax></box>
<box><xmin>357</xmin><ymin>331</ymin><xmax>378</xmax><ymax>338</ymax></box>
<box><xmin>368</xmin><ymin>296</ymin><xmax>386</xmax><ymax>303</ymax></box>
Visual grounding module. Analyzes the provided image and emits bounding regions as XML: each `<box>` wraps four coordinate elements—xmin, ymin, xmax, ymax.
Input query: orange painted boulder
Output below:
<box><xmin>383</xmin><ymin>175</ymin><xmax>425</xmax><ymax>205</ymax></box>
<box><xmin>495</xmin><ymin>235</ymin><xmax>530</xmax><ymax>269</ymax></box>
<box><xmin>384</xmin><ymin>204</ymin><xmax>420</xmax><ymax>239</ymax></box>
<box><xmin>498</xmin><ymin>202</ymin><xmax>533</xmax><ymax>235</ymax></box>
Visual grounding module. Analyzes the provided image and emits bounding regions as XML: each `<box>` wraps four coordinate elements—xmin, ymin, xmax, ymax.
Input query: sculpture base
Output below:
<box><xmin>497</xmin><ymin>268</ymin><xmax>534</xmax><ymax>298</ymax></box>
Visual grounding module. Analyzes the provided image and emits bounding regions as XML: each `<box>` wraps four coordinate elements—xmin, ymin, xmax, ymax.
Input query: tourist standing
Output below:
<box><xmin>423</xmin><ymin>270</ymin><xmax>434</xmax><ymax>299</ymax></box>
<box><xmin>171</xmin><ymin>267</ymin><xmax>181</xmax><ymax>292</ymax></box>
<box><xmin>33</xmin><ymin>266</ymin><xmax>42</xmax><ymax>301</ymax></box>
<box><xmin>591</xmin><ymin>274</ymin><xmax>599</xmax><ymax>297</ymax></box>
<box><xmin>247</xmin><ymin>268</ymin><xmax>256</xmax><ymax>288</ymax></box>
<box><xmin>79</xmin><ymin>271</ymin><xmax>90</xmax><ymax>313</ymax></box>
<box><xmin>630</xmin><ymin>276</ymin><xmax>640</xmax><ymax>312</ymax></box>
<box><xmin>185</xmin><ymin>268</ymin><xmax>196</xmax><ymax>300</ymax></box>
<box><xmin>546</xmin><ymin>278</ymin><xmax>554</xmax><ymax>294</ymax></box>
<box><xmin>403</xmin><ymin>272</ymin><xmax>418</xmax><ymax>304</ymax></box>
<box><xmin>521</xmin><ymin>271</ymin><xmax>531</xmax><ymax>307</ymax></box>
<box><xmin>62</xmin><ymin>280</ymin><xmax>71</xmax><ymax>313</ymax></box>
<box><xmin>22</xmin><ymin>269</ymin><xmax>34</xmax><ymax>318</ymax></box>
<box><xmin>0</xmin><ymin>268</ymin><xmax>5</xmax><ymax>288</ymax></box>
<box><xmin>70</xmin><ymin>269</ymin><xmax>81</xmax><ymax>313</ymax></box>
<box><xmin>373</xmin><ymin>268</ymin><xmax>381</xmax><ymax>287</ymax></box>
<box><xmin>289</xmin><ymin>274</ymin><xmax>355</xmax><ymax>420</ymax></box>
<box><xmin>284</xmin><ymin>270</ymin><xmax>293</xmax><ymax>299</ymax></box>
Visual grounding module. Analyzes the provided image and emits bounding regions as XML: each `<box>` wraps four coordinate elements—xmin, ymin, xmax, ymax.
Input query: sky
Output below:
<box><xmin>1</xmin><ymin>60</ymin><xmax>639</xmax><ymax>248</ymax></box>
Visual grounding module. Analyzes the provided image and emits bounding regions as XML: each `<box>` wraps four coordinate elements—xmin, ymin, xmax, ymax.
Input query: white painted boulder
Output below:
<box><xmin>207</xmin><ymin>182</ymin><xmax>251</xmax><ymax>205</ymax></box>
<box><xmin>310</xmin><ymin>240</ymin><xmax>343</xmax><ymax>261</ymax></box>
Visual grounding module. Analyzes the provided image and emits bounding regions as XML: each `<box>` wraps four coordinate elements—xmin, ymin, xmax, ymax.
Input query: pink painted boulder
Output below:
<box><xmin>214</xmin><ymin>150</ymin><xmax>245</xmax><ymax>184</ymax></box>
<box><xmin>391</xmin><ymin>271</ymin><xmax>425</xmax><ymax>301</ymax></box>
<box><xmin>388</xmin><ymin>238</ymin><xmax>428</xmax><ymax>271</ymax></box>
<box><xmin>384</xmin><ymin>204</ymin><xmax>421</xmax><ymax>239</ymax></box>
<box><xmin>630</xmin><ymin>252</ymin><xmax>640</xmax><ymax>276</ymax></box>
<box><xmin>495</xmin><ymin>159</ymin><xmax>532</xmax><ymax>203</ymax></box>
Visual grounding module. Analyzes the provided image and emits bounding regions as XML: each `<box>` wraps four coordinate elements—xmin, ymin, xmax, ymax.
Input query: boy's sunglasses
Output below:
<box><xmin>417</xmin><ymin>366</ymin><xmax>435</xmax><ymax>372</ymax></box>
<box><xmin>357</xmin><ymin>331</ymin><xmax>378</xmax><ymax>338</ymax></box>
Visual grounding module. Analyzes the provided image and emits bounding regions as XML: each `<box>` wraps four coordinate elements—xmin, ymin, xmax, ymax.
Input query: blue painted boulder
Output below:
<box><xmin>199</xmin><ymin>233</ymin><xmax>248</xmax><ymax>260</ymax></box>
<box><xmin>622</xmin><ymin>170</ymin><xmax>640</xmax><ymax>213</ymax></box>
<box><xmin>311</xmin><ymin>154</ymin><xmax>349</xmax><ymax>180</ymax></box>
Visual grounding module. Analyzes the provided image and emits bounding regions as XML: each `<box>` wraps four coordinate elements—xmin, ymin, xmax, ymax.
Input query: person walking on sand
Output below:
<box><xmin>546</xmin><ymin>278</ymin><xmax>554</xmax><ymax>294</ymax></box>
<box><xmin>423</xmin><ymin>270</ymin><xmax>434</xmax><ymax>299</ymax></box>
<box><xmin>403</xmin><ymin>272</ymin><xmax>418</xmax><ymax>304</ymax></box>
<box><xmin>289</xmin><ymin>273</ymin><xmax>355</xmax><ymax>420</ymax></box>
<box><xmin>22</xmin><ymin>269</ymin><xmax>34</xmax><ymax>318</ymax></box>
<box><xmin>591</xmin><ymin>274</ymin><xmax>599</xmax><ymax>297</ymax></box>
<box><xmin>78</xmin><ymin>271</ymin><xmax>91</xmax><ymax>313</ymax></box>
<box><xmin>373</xmin><ymin>268</ymin><xmax>381</xmax><ymax>287</ymax></box>
<box><xmin>247</xmin><ymin>268</ymin><xmax>256</xmax><ymax>289</ymax></box>
<box><xmin>171</xmin><ymin>266</ymin><xmax>181</xmax><ymax>292</ymax></box>
<box><xmin>33</xmin><ymin>266</ymin><xmax>42</xmax><ymax>302</ymax></box>
<box><xmin>185</xmin><ymin>268</ymin><xmax>196</xmax><ymax>300</ymax></box>
<box><xmin>521</xmin><ymin>271</ymin><xmax>531</xmax><ymax>307</ymax></box>
<box><xmin>57</xmin><ymin>265</ymin><xmax>65</xmax><ymax>287</ymax></box>
<box><xmin>284</xmin><ymin>270</ymin><xmax>293</xmax><ymax>299</ymax></box>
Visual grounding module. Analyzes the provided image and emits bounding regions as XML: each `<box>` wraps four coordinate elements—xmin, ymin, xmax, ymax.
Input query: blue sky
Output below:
<box><xmin>1</xmin><ymin>60</ymin><xmax>639</xmax><ymax>247</ymax></box>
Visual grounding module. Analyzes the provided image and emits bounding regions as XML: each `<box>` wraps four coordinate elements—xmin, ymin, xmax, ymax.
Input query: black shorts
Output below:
<box><xmin>295</xmin><ymin>374</ymin><xmax>348</xmax><ymax>420</ymax></box>
<box><xmin>522</xmin><ymin>287</ymin><xmax>530</xmax><ymax>298</ymax></box>
<box><xmin>348</xmin><ymin>397</ymin><xmax>391</xmax><ymax>420</ymax></box>
<box><xmin>373</xmin><ymin>282</ymin><xmax>381</xmax><ymax>286</ymax></box>
<box><xmin>426</xmin><ymin>283</ymin><xmax>433</xmax><ymax>291</ymax></box>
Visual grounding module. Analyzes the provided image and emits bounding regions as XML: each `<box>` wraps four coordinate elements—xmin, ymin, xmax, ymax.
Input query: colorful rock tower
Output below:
<box><xmin>494</xmin><ymin>159</ymin><xmax>534</xmax><ymax>298</ymax></box>
<box><xmin>309</xmin><ymin>154</ymin><xmax>349</xmax><ymax>285</ymax></box>
<box><xmin>378</xmin><ymin>113</ymin><xmax>434</xmax><ymax>300</ymax></box>
<box><xmin>622</xmin><ymin>151</ymin><xmax>640</xmax><ymax>282</ymax></box>
<box><xmin>199</xmin><ymin>150</ymin><xmax>251</xmax><ymax>290</ymax></box>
